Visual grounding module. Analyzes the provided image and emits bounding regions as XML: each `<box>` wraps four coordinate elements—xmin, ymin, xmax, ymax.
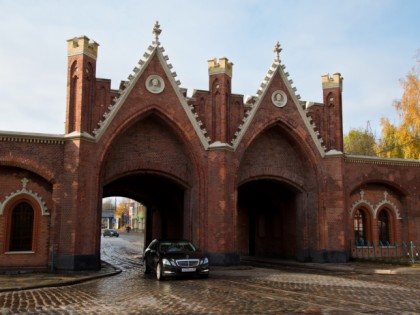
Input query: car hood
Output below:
<box><xmin>161</xmin><ymin>252</ymin><xmax>206</xmax><ymax>260</ymax></box>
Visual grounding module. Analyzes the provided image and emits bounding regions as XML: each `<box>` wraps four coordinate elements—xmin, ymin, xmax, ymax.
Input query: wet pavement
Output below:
<box><xmin>1</xmin><ymin>232</ymin><xmax>420</xmax><ymax>314</ymax></box>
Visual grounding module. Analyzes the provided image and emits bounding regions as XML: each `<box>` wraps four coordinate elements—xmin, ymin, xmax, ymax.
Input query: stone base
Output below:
<box><xmin>207</xmin><ymin>252</ymin><xmax>240</xmax><ymax>266</ymax></box>
<box><xmin>297</xmin><ymin>249</ymin><xmax>349</xmax><ymax>263</ymax></box>
<box><xmin>56</xmin><ymin>254</ymin><xmax>100</xmax><ymax>271</ymax></box>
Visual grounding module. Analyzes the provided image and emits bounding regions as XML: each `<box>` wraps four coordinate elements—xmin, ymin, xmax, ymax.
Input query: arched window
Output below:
<box><xmin>354</xmin><ymin>209</ymin><xmax>367</xmax><ymax>244</ymax></box>
<box><xmin>378</xmin><ymin>210</ymin><xmax>390</xmax><ymax>245</ymax></box>
<box><xmin>9</xmin><ymin>202</ymin><xmax>34</xmax><ymax>251</ymax></box>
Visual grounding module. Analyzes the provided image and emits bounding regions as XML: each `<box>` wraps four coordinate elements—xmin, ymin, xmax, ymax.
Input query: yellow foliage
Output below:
<box><xmin>378</xmin><ymin>53</ymin><xmax>420</xmax><ymax>160</ymax></box>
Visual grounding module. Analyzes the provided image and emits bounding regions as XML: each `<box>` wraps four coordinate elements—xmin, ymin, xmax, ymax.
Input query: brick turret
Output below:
<box><xmin>321</xmin><ymin>73</ymin><xmax>344</xmax><ymax>151</ymax></box>
<box><xmin>65</xmin><ymin>36</ymin><xmax>99</xmax><ymax>134</ymax></box>
<box><xmin>208</xmin><ymin>57</ymin><xmax>233</xmax><ymax>143</ymax></box>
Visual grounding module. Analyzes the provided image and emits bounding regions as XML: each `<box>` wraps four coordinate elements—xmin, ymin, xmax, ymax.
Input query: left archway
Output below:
<box><xmin>98</xmin><ymin>113</ymin><xmax>200</xmax><ymax>260</ymax></box>
<box><xmin>103</xmin><ymin>173</ymin><xmax>187</xmax><ymax>250</ymax></box>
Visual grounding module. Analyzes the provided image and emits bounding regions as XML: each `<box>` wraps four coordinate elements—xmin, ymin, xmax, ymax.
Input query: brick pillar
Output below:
<box><xmin>314</xmin><ymin>156</ymin><xmax>348</xmax><ymax>262</ymax></box>
<box><xmin>55</xmin><ymin>139</ymin><xmax>101</xmax><ymax>270</ymax></box>
<box><xmin>205</xmin><ymin>149</ymin><xmax>239</xmax><ymax>265</ymax></box>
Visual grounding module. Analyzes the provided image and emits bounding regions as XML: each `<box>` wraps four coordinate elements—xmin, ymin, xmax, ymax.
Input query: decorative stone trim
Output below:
<box><xmin>5</xmin><ymin>251</ymin><xmax>35</xmax><ymax>255</ymax></box>
<box><xmin>0</xmin><ymin>132</ymin><xmax>65</xmax><ymax>144</ymax></box>
<box><xmin>345</xmin><ymin>155</ymin><xmax>420</xmax><ymax>167</ymax></box>
<box><xmin>350</xmin><ymin>190</ymin><xmax>401</xmax><ymax>220</ymax></box>
<box><xmin>0</xmin><ymin>178</ymin><xmax>49</xmax><ymax>216</ymax></box>
<box><xmin>374</xmin><ymin>191</ymin><xmax>401</xmax><ymax>219</ymax></box>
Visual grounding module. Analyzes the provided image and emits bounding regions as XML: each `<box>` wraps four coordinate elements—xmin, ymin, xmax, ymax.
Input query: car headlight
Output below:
<box><xmin>200</xmin><ymin>257</ymin><xmax>209</xmax><ymax>265</ymax></box>
<box><xmin>162</xmin><ymin>258</ymin><xmax>176</xmax><ymax>266</ymax></box>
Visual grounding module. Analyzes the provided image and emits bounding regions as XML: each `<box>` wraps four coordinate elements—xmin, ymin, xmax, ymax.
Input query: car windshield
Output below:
<box><xmin>159</xmin><ymin>241</ymin><xmax>196</xmax><ymax>253</ymax></box>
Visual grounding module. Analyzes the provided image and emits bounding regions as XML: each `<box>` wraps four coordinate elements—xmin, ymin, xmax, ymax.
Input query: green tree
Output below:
<box><xmin>344</xmin><ymin>125</ymin><xmax>377</xmax><ymax>156</ymax></box>
<box><xmin>378</xmin><ymin>52</ymin><xmax>420</xmax><ymax>159</ymax></box>
<box><xmin>102</xmin><ymin>198</ymin><xmax>114</xmax><ymax>211</ymax></box>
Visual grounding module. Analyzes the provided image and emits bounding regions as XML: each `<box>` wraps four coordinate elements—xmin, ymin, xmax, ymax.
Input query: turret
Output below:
<box><xmin>65</xmin><ymin>36</ymin><xmax>99</xmax><ymax>134</ymax></box>
<box><xmin>321</xmin><ymin>73</ymin><xmax>344</xmax><ymax>151</ymax></box>
<box><xmin>208</xmin><ymin>57</ymin><xmax>233</xmax><ymax>143</ymax></box>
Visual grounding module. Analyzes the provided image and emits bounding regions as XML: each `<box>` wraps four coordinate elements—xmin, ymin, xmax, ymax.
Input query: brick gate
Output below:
<box><xmin>1</xmin><ymin>23</ymin><xmax>419</xmax><ymax>271</ymax></box>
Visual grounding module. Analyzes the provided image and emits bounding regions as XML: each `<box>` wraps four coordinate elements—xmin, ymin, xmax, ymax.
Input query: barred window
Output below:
<box><xmin>354</xmin><ymin>209</ymin><xmax>367</xmax><ymax>244</ymax></box>
<box><xmin>378</xmin><ymin>210</ymin><xmax>390</xmax><ymax>245</ymax></box>
<box><xmin>9</xmin><ymin>202</ymin><xmax>34</xmax><ymax>251</ymax></box>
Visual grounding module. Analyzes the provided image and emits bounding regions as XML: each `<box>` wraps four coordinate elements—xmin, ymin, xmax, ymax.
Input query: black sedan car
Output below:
<box><xmin>103</xmin><ymin>229</ymin><xmax>119</xmax><ymax>237</ymax></box>
<box><xmin>143</xmin><ymin>239</ymin><xmax>210</xmax><ymax>281</ymax></box>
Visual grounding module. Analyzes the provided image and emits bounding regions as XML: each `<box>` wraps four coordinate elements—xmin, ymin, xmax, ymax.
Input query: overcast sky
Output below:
<box><xmin>0</xmin><ymin>0</ymin><xmax>418</xmax><ymax>137</ymax></box>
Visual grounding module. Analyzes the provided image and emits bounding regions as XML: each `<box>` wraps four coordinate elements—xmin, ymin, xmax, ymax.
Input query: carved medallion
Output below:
<box><xmin>146</xmin><ymin>75</ymin><xmax>165</xmax><ymax>94</ymax></box>
<box><xmin>272</xmin><ymin>90</ymin><xmax>287</xmax><ymax>107</ymax></box>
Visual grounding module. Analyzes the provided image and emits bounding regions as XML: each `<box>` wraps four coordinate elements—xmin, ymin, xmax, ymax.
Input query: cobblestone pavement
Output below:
<box><xmin>1</xmin><ymin>233</ymin><xmax>420</xmax><ymax>314</ymax></box>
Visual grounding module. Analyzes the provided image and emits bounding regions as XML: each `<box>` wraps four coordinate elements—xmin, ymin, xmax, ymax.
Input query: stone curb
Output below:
<box><xmin>0</xmin><ymin>262</ymin><xmax>122</xmax><ymax>293</ymax></box>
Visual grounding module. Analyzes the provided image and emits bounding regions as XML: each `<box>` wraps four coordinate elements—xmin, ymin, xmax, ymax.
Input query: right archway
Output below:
<box><xmin>237</xmin><ymin>179</ymin><xmax>299</xmax><ymax>258</ymax></box>
<box><xmin>236</xmin><ymin>124</ymin><xmax>318</xmax><ymax>261</ymax></box>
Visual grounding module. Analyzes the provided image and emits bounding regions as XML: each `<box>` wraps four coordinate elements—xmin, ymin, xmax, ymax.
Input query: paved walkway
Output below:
<box><xmin>2</xmin><ymin>235</ymin><xmax>420</xmax><ymax>314</ymax></box>
<box><xmin>1</xmin><ymin>257</ymin><xmax>418</xmax><ymax>293</ymax></box>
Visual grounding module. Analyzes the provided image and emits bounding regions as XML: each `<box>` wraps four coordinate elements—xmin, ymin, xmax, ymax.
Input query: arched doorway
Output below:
<box><xmin>98</xmin><ymin>112</ymin><xmax>201</xmax><ymax>257</ymax></box>
<box><xmin>237</xmin><ymin>179</ymin><xmax>298</xmax><ymax>259</ymax></box>
<box><xmin>103</xmin><ymin>173</ymin><xmax>187</xmax><ymax>249</ymax></box>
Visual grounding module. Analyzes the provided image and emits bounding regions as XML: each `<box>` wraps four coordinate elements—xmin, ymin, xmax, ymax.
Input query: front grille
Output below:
<box><xmin>176</xmin><ymin>259</ymin><xmax>199</xmax><ymax>267</ymax></box>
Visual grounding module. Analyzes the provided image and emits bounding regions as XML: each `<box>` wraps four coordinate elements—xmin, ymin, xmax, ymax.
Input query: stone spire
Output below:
<box><xmin>274</xmin><ymin>41</ymin><xmax>282</xmax><ymax>63</ymax></box>
<box><xmin>153</xmin><ymin>21</ymin><xmax>162</xmax><ymax>46</ymax></box>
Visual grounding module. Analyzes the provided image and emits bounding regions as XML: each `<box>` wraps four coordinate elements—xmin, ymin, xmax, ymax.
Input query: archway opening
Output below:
<box><xmin>102</xmin><ymin>173</ymin><xmax>186</xmax><ymax>252</ymax></box>
<box><xmin>237</xmin><ymin>179</ymin><xmax>298</xmax><ymax>259</ymax></box>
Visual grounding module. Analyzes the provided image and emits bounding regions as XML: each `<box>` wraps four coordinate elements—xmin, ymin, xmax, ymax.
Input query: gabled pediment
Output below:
<box><xmin>92</xmin><ymin>22</ymin><xmax>211</xmax><ymax>149</ymax></box>
<box><xmin>231</xmin><ymin>42</ymin><xmax>327</xmax><ymax>157</ymax></box>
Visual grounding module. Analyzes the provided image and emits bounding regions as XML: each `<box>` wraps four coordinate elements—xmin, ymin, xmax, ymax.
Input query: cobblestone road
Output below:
<box><xmin>1</xmin><ymin>233</ymin><xmax>420</xmax><ymax>314</ymax></box>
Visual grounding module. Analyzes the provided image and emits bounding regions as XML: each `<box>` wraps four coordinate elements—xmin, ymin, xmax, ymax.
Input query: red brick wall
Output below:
<box><xmin>344</xmin><ymin>159</ymin><xmax>420</xmax><ymax>244</ymax></box>
<box><xmin>0</xmin><ymin>167</ymin><xmax>53</xmax><ymax>270</ymax></box>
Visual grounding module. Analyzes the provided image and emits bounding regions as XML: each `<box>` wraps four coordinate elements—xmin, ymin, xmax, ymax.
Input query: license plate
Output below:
<box><xmin>181</xmin><ymin>267</ymin><xmax>196</xmax><ymax>272</ymax></box>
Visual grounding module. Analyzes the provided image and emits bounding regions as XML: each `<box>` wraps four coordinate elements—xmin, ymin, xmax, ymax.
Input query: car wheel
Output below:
<box><xmin>144</xmin><ymin>262</ymin><xmax>151</xmax><ymax>274</ymax></box>
<box><xmin>156</xmin><ymin>262</ymin><xmax>164</xmax><ymax>281</ymax></box>
<box><xmin>200</xmin><ymin>274</ymin><xmax>209</xmax><ymax>279</ymax></box>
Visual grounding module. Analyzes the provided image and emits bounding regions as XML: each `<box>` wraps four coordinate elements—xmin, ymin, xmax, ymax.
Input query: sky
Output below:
<box><xmin>0</xmin><ymin>0</ymin><xmax>419</xmax><ymax>138</ymax></box>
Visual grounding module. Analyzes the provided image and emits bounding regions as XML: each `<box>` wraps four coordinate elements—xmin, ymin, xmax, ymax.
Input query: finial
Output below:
<box><xmin>21</xmin><ymin>177</ymin><xmax>29</xmax><ymax>189</ymax></box>
<box><xmin>153</xmin><ymin>21</ymin><xmax>162</xmax><ymax>46</ymax></box>
<box><xmin>274</xmin><ymin>41</ymin><xmax>282</xmax><ymax>62</ymax></box>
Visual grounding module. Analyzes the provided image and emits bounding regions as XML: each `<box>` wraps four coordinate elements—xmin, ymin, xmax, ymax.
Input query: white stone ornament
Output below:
<box><xmin>146</xmin><ymin>75</ymin><xmax>165</xmax><ymax>94</ymax></box>
<box><xmin>272</xmin><ymin>90</ymin><xmax>287</xmax><ymax>107</ymax></box>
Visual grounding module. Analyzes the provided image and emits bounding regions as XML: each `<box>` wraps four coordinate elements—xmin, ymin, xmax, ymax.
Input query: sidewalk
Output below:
<box><xmin>0</xmin><ymin>261</ymin><xmax>121</xmax><ymax>293</ymax></box>
<box><xmin>1</xmin><ymin>258</ymin><xmax>419</xmax><ymax>293</ymax></box>
<box><xmin>240</xmin><ymin>256</ymin><xmax>420</xmax><ymax>275</ymax></box>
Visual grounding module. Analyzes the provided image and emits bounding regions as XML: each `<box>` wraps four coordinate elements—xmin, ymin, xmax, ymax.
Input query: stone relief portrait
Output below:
<box><xmin>272</xmin><ymin>90</ymin><xmax>287</xmax><ymax>107</ymax></box>
<box><xmin>146</xmin><ymin>75</ymin><xmax>165</xmax><ymax>94</ymax></box>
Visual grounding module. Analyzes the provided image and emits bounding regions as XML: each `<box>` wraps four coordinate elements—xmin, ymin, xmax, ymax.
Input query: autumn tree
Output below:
<box><xmin>344</xmin><ymin>123</ymin><xmax>377</xmax><ymax>156</ymax></box>
<box><xmin>115</xmin><ymin>198</ymin><xmax>129</xmax><ymax>219</ymax></box>
<box><xmin>378</xmin><ymin>52</ymin><xmax>420</xmax><ymax>159</ymax></box>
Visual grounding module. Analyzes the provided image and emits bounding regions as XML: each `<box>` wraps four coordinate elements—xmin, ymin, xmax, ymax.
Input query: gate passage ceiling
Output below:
<box><xmin>103</xmin><ymin>173</ymin><xmax>185</xmax><ymax>208</ymax></box>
